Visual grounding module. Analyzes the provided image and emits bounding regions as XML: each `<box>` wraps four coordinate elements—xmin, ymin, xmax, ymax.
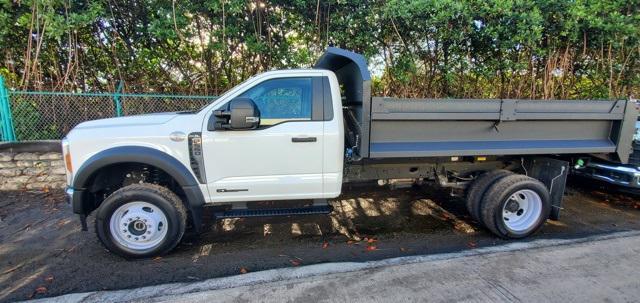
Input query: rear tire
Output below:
<box><xmin>480</xmin><ymin>174</ymin><xmax>550</xmax><ymax>239</ymax></box>
<box><xmin>465</xmin><ymin>170</ymin><xmax>513</xmax><ymax>225</ymax></box>
<box><xmin>95</xmin><ymin>183</ymin><xmax>187</xmax><ymax>259</ymax></box>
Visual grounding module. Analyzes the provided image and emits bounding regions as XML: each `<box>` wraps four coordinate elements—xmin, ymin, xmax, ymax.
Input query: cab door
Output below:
<box><xmin>202</xmin><ymin>76</ymin><xmax>328</xmax><ymax>202</ymax></box>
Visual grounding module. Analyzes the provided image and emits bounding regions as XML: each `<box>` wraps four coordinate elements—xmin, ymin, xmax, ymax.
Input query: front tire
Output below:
<box><xmin>480</xmin><ymin>175</ymin><xmax>551</xmax><ymax>239</ymax></box>
<box><xmin>95</xmin><ymin>183</ymin><xmax>187</xmax><ymax>259</ymax></box>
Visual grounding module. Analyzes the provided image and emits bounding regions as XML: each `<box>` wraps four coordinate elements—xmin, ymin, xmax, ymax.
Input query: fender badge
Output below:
<box><xmin>170</xmin><ymin>131</ymin><xmax>187</xmax><ymax>142</ymax></box>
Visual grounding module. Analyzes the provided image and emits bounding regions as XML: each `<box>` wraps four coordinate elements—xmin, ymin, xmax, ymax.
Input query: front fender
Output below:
<box><xmin>71</xmin><ymin>146</ymin><xmax>205</xmax><ymax>231</ymax></box>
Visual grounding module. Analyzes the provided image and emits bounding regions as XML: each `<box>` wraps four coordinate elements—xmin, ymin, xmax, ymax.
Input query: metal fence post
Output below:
<box><xmin>0</xmin><ymin>76</ymin><xmax>16</xmax><ymax>142</ymax></box>
<box><xmin>113</xmin><ymin>80</ymin><xmax>124</xmax><ymax>117</ymax></box>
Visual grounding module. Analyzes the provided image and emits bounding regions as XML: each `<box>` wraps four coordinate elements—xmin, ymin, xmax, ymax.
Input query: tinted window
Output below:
<box><xmin>239</xmin><ymin>77</ymin><xmax>313</xmax><ymax>126</ymax></box>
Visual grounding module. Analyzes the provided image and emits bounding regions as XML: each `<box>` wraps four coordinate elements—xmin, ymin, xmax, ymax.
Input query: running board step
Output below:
<box><xmin>215</xmin><ymin>205</ymin><xmax>333</xmax><ymax>219</ymax></box>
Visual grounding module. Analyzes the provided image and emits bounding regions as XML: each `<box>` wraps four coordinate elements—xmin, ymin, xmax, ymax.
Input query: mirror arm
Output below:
<box><xmin>213</xmin><ymin>110</ymin><xmax>232</xmax><ymax>130</ymax></box>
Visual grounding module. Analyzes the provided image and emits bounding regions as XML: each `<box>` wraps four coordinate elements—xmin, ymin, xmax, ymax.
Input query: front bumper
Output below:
<box><xmin>576</xmin><ymin>163</ymin><xmax>640</xmax><ymax>189</ymax></box>
<box><xmin>65</xmin><ymin>186</ymin><xmax>86</xmax><ymax>214</ymax></box>
<box><xmin>66</xmin><ymin>186</ymin><xmax>88</xmax><ymax>230</ymax></box>
<box><xmin>65</xmin><ymin>187</ymin><xmax>74</xmax><ymax>205</ymax></box>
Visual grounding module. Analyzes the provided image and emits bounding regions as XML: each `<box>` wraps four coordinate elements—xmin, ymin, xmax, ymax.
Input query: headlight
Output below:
<box><xmin>61</xmin><ymin>138</ymin><xmax>73</xmax><ymax>186</ymax></box>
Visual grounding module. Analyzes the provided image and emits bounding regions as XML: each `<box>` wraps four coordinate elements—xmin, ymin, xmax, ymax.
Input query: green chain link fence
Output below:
<box><xmin>0</xmin><ymin>76</ymin><xmax>217</xmax><ymax>142</ymax></box>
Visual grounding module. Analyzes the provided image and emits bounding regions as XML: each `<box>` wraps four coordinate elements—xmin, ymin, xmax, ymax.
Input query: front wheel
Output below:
<box><xmin>480</xmin><ymin>175</ymin><xmax>551</xmax><ymax>239</ymax></box>
<box><xmin>95</xmin><ymin>183</ymin><xmax>187</xmax><ymax>259</ymax></box>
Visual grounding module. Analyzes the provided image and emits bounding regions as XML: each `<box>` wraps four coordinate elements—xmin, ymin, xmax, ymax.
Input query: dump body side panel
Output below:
<box><xmin>369</xmin><ymin>98</ymin><xmax>636</xmax><ymax>163</ymax></box>
<box><xmin>614</xmin><ymin>100</ymin><xmax>638</xmax><ymax>163</ymax></box>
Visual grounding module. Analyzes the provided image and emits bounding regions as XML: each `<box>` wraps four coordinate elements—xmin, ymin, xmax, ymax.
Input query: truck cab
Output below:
<box><xmin>198</xmin><ymin>69</ymin><xmax>344</xmax><ymax>203</ymax></box>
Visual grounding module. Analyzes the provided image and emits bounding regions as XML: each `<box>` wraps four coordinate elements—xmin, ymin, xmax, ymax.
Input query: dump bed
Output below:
<box><xmin>369</xmin><ymin>98</ymin><xmax>636</xmax><ymax>163</ymax></box>
<box><xmin>315</xmin><ymin>47</ymin><xmax>638</xmax><ymax>164</ymax></box>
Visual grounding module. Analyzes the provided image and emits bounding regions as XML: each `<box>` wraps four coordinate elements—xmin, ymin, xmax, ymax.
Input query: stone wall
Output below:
<box><xmin>0</xmin><ymin>152</ymin><xmax>67</xmax><ymax>190</ymax></box>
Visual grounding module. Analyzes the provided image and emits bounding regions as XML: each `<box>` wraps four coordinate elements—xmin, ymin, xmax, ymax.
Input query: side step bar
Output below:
<box><xmin>214</xmin><ymin>205</ymin><xmax>333</xmax><ymax>219</ymax></box>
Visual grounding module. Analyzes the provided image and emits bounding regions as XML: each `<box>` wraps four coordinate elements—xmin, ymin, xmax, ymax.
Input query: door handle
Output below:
<box><xmin>292</xmin><ymin>137</ymin><xmax>317</xmax><ymax>143</ymax></box>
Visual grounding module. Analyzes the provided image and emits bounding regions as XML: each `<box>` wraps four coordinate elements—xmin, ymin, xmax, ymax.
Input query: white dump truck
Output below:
<box><xmin>62</xmin><ymin>48</ymin><xmax>638</xmax><ymax>258</ymax></box>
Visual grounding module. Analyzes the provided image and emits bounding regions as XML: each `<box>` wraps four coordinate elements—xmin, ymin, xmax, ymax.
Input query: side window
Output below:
<box><xmin>239</xmin><ymin>77</ymin><xmax>313</xmax><ymax>126</ymax></box>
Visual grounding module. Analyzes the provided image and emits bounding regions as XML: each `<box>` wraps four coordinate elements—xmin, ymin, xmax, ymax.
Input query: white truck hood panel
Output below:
<box><xmin>74</xmin><ymin>113</ymin><xmax>179</xmax><ymax>130</ymax></box>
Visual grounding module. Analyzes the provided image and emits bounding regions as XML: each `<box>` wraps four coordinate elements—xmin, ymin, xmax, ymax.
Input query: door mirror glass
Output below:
<box><xmin>208</xmin><ymin>97</ymin><xmax>260</xmax><ymax>130</ymax></box>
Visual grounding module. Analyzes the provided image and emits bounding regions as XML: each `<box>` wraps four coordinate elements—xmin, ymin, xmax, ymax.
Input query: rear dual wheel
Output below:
<box><xmin>481</xmin><ymin>175</ymin><xmax>550</xmax><ymax>238</ymax></box>
<box><xmin>466</xmin><ymin>172</ymin><xmax>551</xmax><ymax>239</ymax></box>
<box><xmin>465</xmin><ymin>170</ymin><xmax>513</xmax><ymax>224</ymax></box>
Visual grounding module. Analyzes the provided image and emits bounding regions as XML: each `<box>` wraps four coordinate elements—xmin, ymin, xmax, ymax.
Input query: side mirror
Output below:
<box><xmin>208</xmin><ymin>97</ymin><xmax>260</xmax><ymax>131</ymax></box>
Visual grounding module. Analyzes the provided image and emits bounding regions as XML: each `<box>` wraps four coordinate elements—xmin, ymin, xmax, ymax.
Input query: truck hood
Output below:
<box><xmin>73</xmin><ymin>112</ymin><xmax>181</xmax><ymax>130</ymax></box>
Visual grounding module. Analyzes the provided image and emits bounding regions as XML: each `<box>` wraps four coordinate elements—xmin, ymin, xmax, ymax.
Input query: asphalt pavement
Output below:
<box><xmin>1</xmin><ymin>178</ymin><xmax>639</xmax><ymax>302</ymax></box>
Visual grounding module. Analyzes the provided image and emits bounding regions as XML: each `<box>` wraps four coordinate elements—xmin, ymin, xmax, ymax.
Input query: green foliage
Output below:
<box><xmin>0</xmin><ymin>0</ymin><xmax>637</xmax><ymax>99</ymax></box>
<box><xmin>12</xmin><ymin>100</ymin><xmax>58</xmax><ymax>141</ymax></box>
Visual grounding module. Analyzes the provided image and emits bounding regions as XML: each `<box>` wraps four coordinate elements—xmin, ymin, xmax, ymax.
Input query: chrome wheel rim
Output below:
<box><xmin>502</xmin><ymin>189</ymin><xmax>542</xmax><ymax>233</ymax></box>
<box><xmin>109</xmin><ymin>202</ymin><xmax>168</xmax><ymax>252</ymax></box>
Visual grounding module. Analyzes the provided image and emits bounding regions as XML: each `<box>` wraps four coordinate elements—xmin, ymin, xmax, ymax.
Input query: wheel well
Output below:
<box><xmin>80</xmin><ymin>162</ymin><xmax>188</xmax><ymax>216</ymax></box>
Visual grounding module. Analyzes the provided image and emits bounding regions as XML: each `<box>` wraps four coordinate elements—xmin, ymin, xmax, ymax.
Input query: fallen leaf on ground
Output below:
<box><xmin>240</xmin><ymin>267</ymin><xmax>248</xmax><ymax>274</ymax></box>
<box><xmin>400</xmin><ymin>247</ymin><xmax>407</xmax><ymax>252</ymax></box>
<box><xmin>44</xmin><ymin>276</ymin><xmax>54</xmax><ymax>283</ymax></box>
<box><xmin>56</xmin><ymin>219</ymin><xmax>71</xmax><ymax>228</ymax></box>
<box><xmin>322</xmin><ymin>242</ymin><xmax>329</xmax><ymax>249</ymax></box>
<box><xmin>467</xmin><ymin>241</ymin><xmax>477</xmax><ymax>248</ymax></box>
<box><xmin>35</xmin><ymin>286</ymin><xmax>47</xmax><ymax>294</ymax></box>
<box><xmin>366</xmin><ymin>245</ymin><xmax>377</xmax><ymax>251</ymax></box>
<box><xmin>289</xmin><ymin>259</ymin><xmax>301</xmax><ymax>266</ymax></box>
<box><xmin>367</xmin><ymin>238</ymin><xmax>377</xmax><ymax>243</ymax></box>
<box><xmin>152</xmin><ymin>257</ymin><xmax>162</xmax><ymax>261</ymax></box>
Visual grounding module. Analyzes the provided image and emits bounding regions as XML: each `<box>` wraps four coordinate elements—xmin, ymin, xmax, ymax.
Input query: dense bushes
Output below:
<box><xmin>0</xmin><ymin>0</ymin><xmax>638</xmax><ymax>99</ymax></box>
